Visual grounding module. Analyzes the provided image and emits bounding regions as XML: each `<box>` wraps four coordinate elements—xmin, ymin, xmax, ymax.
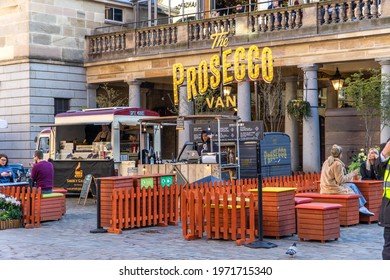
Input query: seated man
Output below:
<box><xmin>30</xmin><ymin>150</ymin><xmax>54</xmax><ymax>194</ymax></box>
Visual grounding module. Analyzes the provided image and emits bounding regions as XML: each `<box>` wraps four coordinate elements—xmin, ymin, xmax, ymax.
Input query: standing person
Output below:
<box><xmin>0</xmin><ymin>154</ymin><xmax>14</xmax><ymax>184</ymax></box>
<box><xmin>211</xmin><ymin>10</ymin><xmax>220</xmax><ymax>17</ymax></box>
<box><xmin>235</xmin><ymin>4</ymin><xmax>244</xmax><ymax>13</ymax></box>
<box><xmin>379</xmin><ymin>138</ymin><xmax>390</xmax><ymax>259</ymax></box>
<box><xmin>268</xmin><ymin>0</ymin><xmax>279</xmax><ymax>9</ymax></box>
<box><xmin>360</xmin><ymin>147</ymin><xmax>382</xmax><ymax>180</ymax></box>
<box><xmin>94</xmin><ymin>125</ymin><xmax>111</xmax><ymax>142</ymax></box>
<box><xmin>320</xmin><ymin>144</ymin><xmax>374</xmax><ymax>216</ymax></box>
<box><xmin>30</xmin><ymin>150</ymin><xmax>54</xmax><ymax>194</ymax></box>
<box><xmin>197</xmin><ymin>130</ymin><xmax>218</xmax><ymax>156</ymax></box>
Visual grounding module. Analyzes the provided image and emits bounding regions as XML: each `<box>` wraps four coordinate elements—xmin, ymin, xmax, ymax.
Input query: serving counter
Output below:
<box><xmin>138</xmin><ymin>163</ymin><xmax>237</xmax><ymax>184</ymax></box>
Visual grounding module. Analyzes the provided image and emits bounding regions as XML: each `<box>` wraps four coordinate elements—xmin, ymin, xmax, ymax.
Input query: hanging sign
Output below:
<box><xmin>172</xmin><ymin>31</ymin><xmax>274</xmax><ymax>105</ymax></box>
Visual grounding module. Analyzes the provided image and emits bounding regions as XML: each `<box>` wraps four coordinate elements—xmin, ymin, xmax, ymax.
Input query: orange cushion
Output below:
<box><xmin>295</xmin><ymin>202</ymin><xmax>342</xmax><ymax>210</ymax></box>
<box><xmin>295</xmin><ymin>193</ymin><xmax>360</xmax><ymax>199</ymax></box>
<box><xmin>294</xmin><ymin>197</ymin><xmax>314</xmax><ymax>205</ymax></box>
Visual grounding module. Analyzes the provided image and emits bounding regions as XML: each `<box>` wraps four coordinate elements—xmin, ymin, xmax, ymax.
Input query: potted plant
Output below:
<box><xmin>347</xmin><ymin>148</ymin><xmax>367</xmax><ymax>175</ymax></box>
<box><xmin>286</xmin><ymin>99</ymin><xmax>312</xmax><ymax>122</ymax></box>
<box><xmin>0</xmin><ymin>194</ymin><xmax>23</xmax><ymax>230</ymax></box>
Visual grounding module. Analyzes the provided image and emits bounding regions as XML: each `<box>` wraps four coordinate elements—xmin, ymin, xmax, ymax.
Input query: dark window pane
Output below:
<box><xmin>54</xmin><ymin>98</ymin><xmax>70</xmax><ymax>115</ymax></box>
<box><xmin>114</xmin><ymin>9</ymin><xmax>123</xmax><ymax>22</ymax></box>
<box><xmin>105</xmin><ymin>7</ymin><xmax>123</xmax><ymax>22</ymax></box>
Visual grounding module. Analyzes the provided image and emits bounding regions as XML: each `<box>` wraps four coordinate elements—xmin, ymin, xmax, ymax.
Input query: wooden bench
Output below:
<box><xmin>294</xmin><ymin>193</ymin><xmax>360</xmax><ymax>226</ymax></box>
<box><xmin>40</xmin><ymin>193</ymin><xmax>64</xmax><ymax>222</ymax></box>
<box><xmin>294</xmin><ymin>197</ymin><xmax>314</xmax><ymax>234</ymax></box>
<box><xmin>352</xmin><ymin>180</ymin><xmax>383</xmax><ymax>224</ymax></box>
<box><xmin>296</xmin><ymin>202</ymin><xmax>342</xmax><ymax>243</ymax></box>
<box><xmin>294</xmin><ymin>197</ymin><xmax>314</xmax><ymax>205</ymax></box>
<box><xmin>52</xmin><ymin>188</ymin><xmax>67</xmax><ymax>215</ymax></box>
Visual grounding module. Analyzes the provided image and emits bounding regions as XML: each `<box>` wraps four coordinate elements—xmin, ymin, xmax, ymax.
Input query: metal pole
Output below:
<box><xmin>220</xmin><ymin>46</ymin><xmax>223</xmax><ymax>99</ymax></box>
<box><xmin>255</xmin><ymin>81</ymin><xmax>259</xmax><ymax>120</ymax></box>
<box><xmin>90</xmin><ymin>178</ymin><xmax>107</xmax><ymax>233</ymax></box>
<box><xmin>244</xmin><ymin>141</ymin><xmax>277</xmax><ymax>248</ymax></box>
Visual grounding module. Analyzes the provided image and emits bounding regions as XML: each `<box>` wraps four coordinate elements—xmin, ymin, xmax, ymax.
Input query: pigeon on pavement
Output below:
<box><xmin>285</xmin><ymin>242</ymin><xmax>297</xmax><ymax>257</ymax></box>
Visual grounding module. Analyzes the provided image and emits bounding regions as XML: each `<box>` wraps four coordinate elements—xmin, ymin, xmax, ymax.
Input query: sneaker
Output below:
<box><xmin>359</xmin><ymin>206</ymin><xmax>375</xmax><ymax>216</ymax></box>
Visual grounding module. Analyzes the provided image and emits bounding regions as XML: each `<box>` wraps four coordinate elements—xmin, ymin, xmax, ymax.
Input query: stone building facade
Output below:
<box><xmin>1</xmin><ymin>0</ymin><xmax>390</xmax><ymax>172</ymax></box>
<box><xmin>0</xmin><ymin>0</ymin><xmax>133</xmax><ymax>165</ymax></box>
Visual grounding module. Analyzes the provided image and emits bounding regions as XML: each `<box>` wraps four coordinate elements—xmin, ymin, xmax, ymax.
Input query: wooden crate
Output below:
<box><xmin>296</xmin><ymin>202</ymin><xmax>341</xmax><ymax>243</ymax></box>
<box><xmin>250</xmin><ymin>187</ymin><xmax>296</xmax><ymax>238</ymax></box>
<box><xmin>52</xmin><ymin>188</ymin><xmax>67</xmax><ymax>215</ymax></box>
<box><xmin>353</xmin><ymin>180</ymin><xmax>383</xmax><ymax>224</ymax></box>
<box><xmin>40</xmin><ymin>193</ymin><xmax>64</xmax><ymax>222</ymax></box>
<box><xmin>99</xmin><ymin>176</ymin><xmax>134</xmax><ymax>228</ymax></box>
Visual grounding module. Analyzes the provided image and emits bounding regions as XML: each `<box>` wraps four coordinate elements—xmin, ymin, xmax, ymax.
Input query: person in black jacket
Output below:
<box><xmin>360</xmin><ymin>148</ymin><xmax>382</xmax><ymax>180</ymax></box>
<box><xmin>197</xmin><ymin>130</ymin><xmax>218</xmax><ymax>156</ymax></box>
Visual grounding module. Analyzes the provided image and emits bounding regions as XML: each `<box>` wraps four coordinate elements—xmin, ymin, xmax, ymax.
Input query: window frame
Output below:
<box><xmin>54</xmin><ymin>98</ymin><xmax>70</xmax><ymax>116</ymax></box>
<box><xmin>105</xmin><ymin>6</ymin><xmax>124</xmax><ymax>23</ymax></box>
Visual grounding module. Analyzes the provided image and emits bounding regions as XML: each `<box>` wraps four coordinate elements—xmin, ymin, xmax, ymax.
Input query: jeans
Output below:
<box><xmin>383</xmin><ymin>227</ymin><xmax>390</xmax><ymax>260</ymax></box>
<box><xmin>342</xmin><ymin>182</ymin><xmax>367</xmax><ymax>208</ymax></box>
<box><xmin>41</xmin><ymin>188</ymin><xmax>52</xmax><ymax>194</ymax></box>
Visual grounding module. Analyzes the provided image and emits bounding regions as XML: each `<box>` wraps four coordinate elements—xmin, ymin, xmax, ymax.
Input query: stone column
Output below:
<box><xmin>237</xmin><ymin>81</ymin><xmax>251</xmax><ymax>121</ymax></box>
<box><xmin>127</xmin><ymin>80</ymin><xmax>141</xmax><ymax>108</ymax></box>
<box><xmin>299</xmin><ymin>64</ymin><xmax>321</xmax><ymax>172</ymax></box>
<box><xmin>178</xmin><ymin>82</ymin><xmax>193</xmax><ymax>154</ymax></box>
<box><xmin>86</xmin><ymin>84</ymin><xmax>99</xmax><ymax>108</ymax></box>
<box><xmin>284</xmin><ymin>76</ymin><xmax>299</xmax><ymax>172</ymax></box>
<box><xmin>377</xmin><ymin>58</ymin><xmax>390</xmax><ymax>142</ymax></box>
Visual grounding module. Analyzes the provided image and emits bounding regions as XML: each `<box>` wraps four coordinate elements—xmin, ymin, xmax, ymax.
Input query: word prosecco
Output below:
<box><xmin>172</xmin><ymin>45</ymin><xmax>273</xmax><ymax>105</ymax></box>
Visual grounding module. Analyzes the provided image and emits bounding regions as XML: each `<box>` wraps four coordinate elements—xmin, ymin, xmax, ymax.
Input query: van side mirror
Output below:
<box><xmin>34</xmin><ymin>136</ymin><xmax>38</xmax><ymax>143</ymax></box>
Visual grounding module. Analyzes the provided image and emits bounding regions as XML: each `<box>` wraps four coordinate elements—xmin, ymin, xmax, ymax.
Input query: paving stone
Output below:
<box><xmin>0</xmin><ymin>197</ymin><xmax>384</xmax><ymax>260</ymax></box>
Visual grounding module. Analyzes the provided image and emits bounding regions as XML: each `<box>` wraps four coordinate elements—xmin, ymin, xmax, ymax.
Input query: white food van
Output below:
<box><xmin>35</xmin><ymin>107</ymin><xmax>159</xmax><ymax>191</ymax></box>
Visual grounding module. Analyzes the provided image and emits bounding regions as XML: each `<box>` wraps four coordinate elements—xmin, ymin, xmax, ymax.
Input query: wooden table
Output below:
<box><xmin>352</xmin><ymin>180</ymin><xmax>383</xmax><ymax>224</ymax></box>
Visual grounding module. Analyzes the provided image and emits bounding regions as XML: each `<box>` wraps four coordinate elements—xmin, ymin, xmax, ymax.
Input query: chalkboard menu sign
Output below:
<box><xmin>239</xmin><ymin>121</ymin><xmax>263</xmax><ymax>141</ymax></box>
<box><xmin>78</xmin><ymin>174</ymin><xmax>96</xmax><ymax>206</ymax></box>
<box><xmin>190</xmin><ymin>121</ymin><xmax>263</xmax><ymax>142</ymax></box>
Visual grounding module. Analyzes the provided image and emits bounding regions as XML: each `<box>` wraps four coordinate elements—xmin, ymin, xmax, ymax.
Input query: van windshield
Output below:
<box><xmin>38</xmin><ymin>136</ymin><xmax>50</xmax><ymax>153</ymax></box>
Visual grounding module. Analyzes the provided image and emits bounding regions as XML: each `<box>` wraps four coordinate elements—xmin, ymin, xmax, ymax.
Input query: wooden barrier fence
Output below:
<box><xmin>181</xmin><ymin>189</ymin><xmax>256</xmax><ymax>245</ymax></box>
<box><xmin>262</xmin><ymin>172</ymin><xmax>321</xmax><ymax>193</ymax></box>
<box><xmin>0</xmin><ymin>186</ymin><xmax>41</xmax><ymax>228</ymax></box>
<box><xmin>107</xmin><ymin>184</ymin><xmax>180</xmax><ymax>234</ymax></box>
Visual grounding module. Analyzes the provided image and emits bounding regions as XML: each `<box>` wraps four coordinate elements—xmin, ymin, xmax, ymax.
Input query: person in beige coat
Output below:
<box><xmin>320</xmin><ymin>144</ymin><xmax>374</xmax><ymax>216</ymax></box>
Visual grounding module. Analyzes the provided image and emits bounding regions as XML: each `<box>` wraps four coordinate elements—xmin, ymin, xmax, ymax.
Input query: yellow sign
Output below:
<box><xmin>206</xmin><ymin>95</ymin><xmax>236</xmax><ymax>109</ymax></box>
<box><xmin>172</xmin><ymin>36</ymin><xmax>273</xmax><ymax>105</ymax></box>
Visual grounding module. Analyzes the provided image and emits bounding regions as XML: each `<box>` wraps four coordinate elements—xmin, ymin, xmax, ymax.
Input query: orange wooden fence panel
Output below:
<box><xmin>107</xmin><ymin>184</ymin><xmax>179</xmax><ymax>234</ymax></box>
<box><xmin>181</xmin><ymin>189</ymin><xmax>256</xmax><ymax>246</ymax></box>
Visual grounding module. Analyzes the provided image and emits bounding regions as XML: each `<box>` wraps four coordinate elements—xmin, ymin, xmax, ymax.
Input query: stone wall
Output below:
<box><xmin>0</xmin><ymin>62</ymin><xmax>86</xmax><ymax>165</ymax></box>
<box><xmin>325</xmin><ymin>108</ymin><xmax>381</xmax><ymax>167</ymax></box>
<box><xmin>0</xmin><ymin>0</ymin><xmax>135</xmax><ymax>166</ymax></box>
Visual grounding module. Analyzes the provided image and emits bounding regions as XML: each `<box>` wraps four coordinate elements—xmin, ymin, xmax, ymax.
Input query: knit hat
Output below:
<box><xmin>331</xmin><ymin>144</ymin><xmax>342</xmax><ymax>158</ymax></box>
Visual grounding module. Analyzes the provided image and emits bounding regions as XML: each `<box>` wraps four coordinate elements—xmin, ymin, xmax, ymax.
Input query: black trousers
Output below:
<box><xmin>383</xmin><ymin>227</ymin><xmax>390</xmax><ymax>260</ymax></box>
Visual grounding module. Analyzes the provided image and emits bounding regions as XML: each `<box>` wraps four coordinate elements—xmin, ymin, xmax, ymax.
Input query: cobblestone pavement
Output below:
<box><xmin>0</xmin><ymin>197</ymin><xmax>384</xmax><ymax>260</ymax></box>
